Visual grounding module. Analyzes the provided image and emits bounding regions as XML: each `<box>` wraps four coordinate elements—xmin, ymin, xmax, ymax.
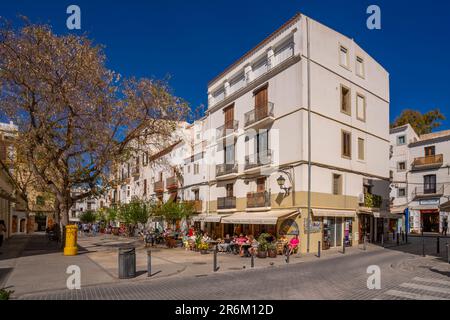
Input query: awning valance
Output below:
<box><xmin>390</xmin><ymin>206</ymin><xmax>407</xmax><ymax>214</ymax></box>
<box><xmin>373</xmin><ymin>212</ymin><xmax>403</xmax><ymax>219</ymax></box>
<box><xmin>221</xmin><ymin>210</ymin><xmax>298</xmax><ymax>225</ymax></box>
<box><xmin>313</xmin><ymin>209</ymin><xmax>356</xmax><ymax>218</ymax></box>
<box><xmin>191</xmin><ymin>214</ymin><xmax>230</xmax><ymax>223</ymax></box>
<box><xmin>440</xmin><ymin>201</ymin><xmax>450</xmax><ymax>212</ymax></box>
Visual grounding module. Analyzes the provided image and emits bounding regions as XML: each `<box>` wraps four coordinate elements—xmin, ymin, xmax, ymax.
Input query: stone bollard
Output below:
<box><xmin>318</xmin><ymin>241</ymin><xmax>321</xmax><ymax>258</ymax></box>
<box><xmin>213</xmin><ymin>245</ymin><xmax>219</xmax><ymax>272</ymax></box>
<box><xmin>147</xmin><ymin>249</ymin><xmax>152</xmax><ymax>277</ymax></box>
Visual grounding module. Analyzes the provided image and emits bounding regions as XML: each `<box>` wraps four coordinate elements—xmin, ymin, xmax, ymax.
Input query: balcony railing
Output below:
<box><xmin>217</xmin><ymin>196</ymin><xmax>236</xmax><ymax>210</ymax></box>
<box><xmin>154</xmin><ymin>181</ymin><xmax>164</xmax><ymax>193</ymax></box>
<box><xmin>186</xmin><ymin>200</ymin><xmax>202</xmax><ymax>213</ymax></box>
<box><xmin>247</xmin><ymin>191</ymin><xmax>271</xmax><ymax>208</ymax></box>
<box><xmin>217</xmin><ymin>120</ymin><xmax>239</xmax><ymax>140</ymax></box>
<box><xmin>216</xmin><ymin>163</ymin><xmax>238</xmax><ymax>177</ymax></box>
<box><xmin>412</xmin><ymin>154</ymin><xmax>443</xmax><ymax>170</ymax></box>
<box><xmin>245</xmin><ymin>149</ymin><xmax>273</xmax><ymax>170</ymax></box>
<box><xmin>412</xmin><ymin>184</ymin><xmax>445</xmax><ymax>199</ymax></box>
<box><xmin>166</xmin><ymin>176</ymin><xmax>178</xmax><ymax>189</ymax></box>
<box><xmin>132</xmin><ymin>167</ymin><xmax>140</xmax><ymax>176</ymax></box>
<box><xmin>244</xmin><ymin>102</ymin><xmax>274</xmax><ymax>127</ymax></box>
<box><xmin>364</xmin><ymin>193</ymin><xmax>382</xmax><ymax>208</ymax></box>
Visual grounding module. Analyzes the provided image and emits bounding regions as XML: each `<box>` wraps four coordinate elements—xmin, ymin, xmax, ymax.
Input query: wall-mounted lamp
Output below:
<box><xmin>277</xmin><ymin>175</ymin><xmax>291</xmax><ymax>196</ymax></box>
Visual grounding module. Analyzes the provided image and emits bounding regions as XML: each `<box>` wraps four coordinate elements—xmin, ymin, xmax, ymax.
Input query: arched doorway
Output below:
<box><xmin>19</xmin><ymin>218</ymin><xmax>26</xmax><ymax>233</ymax></box>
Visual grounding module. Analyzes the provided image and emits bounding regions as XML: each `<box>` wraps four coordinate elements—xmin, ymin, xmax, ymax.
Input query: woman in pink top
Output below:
<box><xmin>288</xmin><ymin>235</ymin><xmax>299</xmax><ymax>255</ymax></box>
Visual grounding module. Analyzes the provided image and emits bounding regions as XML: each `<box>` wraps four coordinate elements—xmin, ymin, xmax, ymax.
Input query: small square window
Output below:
<box><xmin>397</xmin><ymin>135</ymin><xmax>406</xmax><ymax>145</ymax></box>
<box><xmin>356</xmin><ymin>56</ymin><xmax>365</xmax><ymax>78</ymax></box>
<box><xmin>398</xmin><ymin>188</ymin><xmax>406</xmax><ymax>197</ymax></box>
<box><xmin>339</xmin><ymin>45</ymin><xmax>349</xmax><ymax>68</ymax></box>
<box><xmin>397</xmin><ymin>162</ymin><xmax>406</xmax><ymax>172</ymax></box>
<box><xmin>341</xmin><ymin>85</ymin><xmax>351</xmax><ymax>115</ymax></box>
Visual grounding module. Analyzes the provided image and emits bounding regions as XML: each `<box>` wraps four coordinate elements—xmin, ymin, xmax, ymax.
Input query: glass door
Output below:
<box><xmin>335</xmin><ymin>218</ymin><xmax>343</xmax><ymax>247</ymax></box>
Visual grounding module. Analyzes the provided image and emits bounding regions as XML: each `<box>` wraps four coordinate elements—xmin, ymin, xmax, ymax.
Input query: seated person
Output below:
<box><xmin>288</xmin><ymin>235</ymin><xmax>300</xmax><ymax>255</ymax></box>
<box><xmin>218</xmin><ymin>234</ymin><xmax>231</xmax><ymax>252</ymax></box>
<box><xmin>202</xmin><ymin>232</ymin><xmax>211</xmax><ymax>243</ymax></box>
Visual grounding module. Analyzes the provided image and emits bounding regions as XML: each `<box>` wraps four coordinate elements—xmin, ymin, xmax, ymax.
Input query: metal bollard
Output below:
<box><xmin>213</xmin><ymin>245</ymin><xmax>219</xmax><ymax>272</ymax></box>
<box><xmin>402</xmin><ymin>231</ymin><xmax>405</xmax><ymax>243</ymax></box>
<box><xmin>397</xmin><ymin>232</ymin><xmax>400</xmax><ymax>246</ymax></box>
<box><xmin>437</xmin><ymin>237</ymin><xmax>440</xmax><ymax>254</ymax></box>
<box><xmin>381</xmin><ymin>233</ymin><xmax>384</xmax><ymax>248</ymax></box>
<box><xmin>363</xmin><ymin>235</ymin><xmax>367</xmax><ymax>251</ymax></box>
<box><xmin>318</xmin><ymin>241</ymin><xmax>321</xmax><ymax>258</ymax></box>
<box><xmin>405</xmin><ymin>231</ymin><xmax>408</xmax><ymax>244</ymax></box>
<box><xmin>342</xmin><ymin>238</ymin><xmax>345</xmax><ymax>254</ymax></box>
<box><xmin>447</xmin><ymin>242</ymin><xmax>450</xmax><ymax>264</ymax></box>
<box><xmin>147</xmin><ymin>249</ymin><xmax>152</xmax><ymax>277</ymax></box>
<box><xmin>422</xmin><ymin>234</ymin><xmax>425</xmax><ymax>257</ymax></box>
<box><xmin>251</xmin><ymin>251</ymin><xmax>255</xmax><ymax>268</ymax></box>
<box><xmin>285</xmin><ymin>250</ymin><xmax>290</xmax><ymax>264</ymax></box>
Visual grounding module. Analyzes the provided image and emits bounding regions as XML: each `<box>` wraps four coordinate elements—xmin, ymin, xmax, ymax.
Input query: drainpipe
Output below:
<box><xmin>306</xmin><ymin>17</ymin><xmax>312</xmax><ymax>253</ymax></box>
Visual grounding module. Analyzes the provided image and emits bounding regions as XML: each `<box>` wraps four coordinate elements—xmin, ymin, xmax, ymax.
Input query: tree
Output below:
<box><xmin>0</xmin><ymin>19</ymin><xmax>189</xmax><ymax>231</ymax></box>
<box><xmin>391</xmin><ymin>109</ymin><xmax>446</xmax><ymax>135</ymax></box>
<box><xmin>79</xmin><ymin>210</ymin><xmax>97</xmax><ymax>224</ymax></box>
<box><xmin>151</xmin><ymin>201</ymin><xmax>194</xmax><ymax>230</ymax></box>
<box><xmin>118</xmin><ymin>199</ymin><xmax>150</xmax><ymax>236</ymax></box>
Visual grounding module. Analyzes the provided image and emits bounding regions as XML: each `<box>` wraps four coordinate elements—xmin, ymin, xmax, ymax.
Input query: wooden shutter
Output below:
<box><xmin>224</xmin><ymin>105</ymin><xmax>234</xmax><ymax>128</ymax></box>
<box><xmin>143</xmin><ymin>179</ymin><xmax>147</xmax><ymax>195</ymax></box>
<box><xmin>256</xmin><ymin>177</ymin><xmax>266</xmax><ymax>192</ymax></box>
<box><xmin>254</xmin><ymin>86</ymin><xmax>268</xmax><ymax>119</ymax></box>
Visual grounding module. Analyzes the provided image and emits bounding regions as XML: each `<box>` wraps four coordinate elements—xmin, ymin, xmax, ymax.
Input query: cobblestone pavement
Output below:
<box><xmin>19</xmin><ymin>238</ymin><xmax>450</xmax><ymax>300</ymax></box>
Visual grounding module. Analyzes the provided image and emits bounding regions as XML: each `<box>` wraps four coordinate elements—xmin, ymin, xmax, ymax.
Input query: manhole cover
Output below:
<box><xmin>192</xmin><ymin>262</ymin><xmax>207</xmax><ymax>265</ymax></box>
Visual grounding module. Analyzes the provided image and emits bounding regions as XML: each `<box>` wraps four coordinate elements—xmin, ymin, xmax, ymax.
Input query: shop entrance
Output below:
<box><xmin>421</xmin><ymin>210</ymin><xmax>439</xmax><ymax>233</ymax></box>
<box><xmin>35</xmin><ymin>214</ymin><xmax>48</xmax><ymax>231</ymax></box>
<box><xmin>323</xmin><ymin>217</ymin><xmax>343</xmax><ymax>249</ymax></box>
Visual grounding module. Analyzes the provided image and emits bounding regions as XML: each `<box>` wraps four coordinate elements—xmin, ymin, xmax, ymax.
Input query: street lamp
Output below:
<box><xmin>277</xmin><ymin>175</ymin><xmax>291</xmax><ymax>196</ymax></box>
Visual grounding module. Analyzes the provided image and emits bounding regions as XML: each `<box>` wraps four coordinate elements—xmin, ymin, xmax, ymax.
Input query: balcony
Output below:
<box><xmin>216</xmin><ymin>120</ymin><xmax>239</xmax><ymax>141</ymax></box>
<box><xmin>186</xmin><ymin>200</ymin><xmax>202</xmax><ymax>213</ymax></box>
<box><xmin>245</xmin><ymin>149</ymin><xmax>273</xmax><ymax>172</ymax></box>
<box><xmin>132</xmin><ymin>167</ymin><xmax>140</xmax><ymax>177</ymax></box>
<box><xmin>216</xmin><ymin>163</ymin><xmax>238</xmax><ymax>180</ymax></box>
<box><xmin>244</xmin><ymin>102</ymin><xmax>275</xmax><ymax>129</ymax></box>
<box><xmin>247</xmin><ymin>191</ymin><xmax>271</xmax><ymax>209</ymax></box>
<box><xmin>154</xmin><ymin>181</ymin><xmax>164</xmax><ymax>193</ymax></box>
<box><xmin>412</xmin><ymin>184</ymin><xmax>444</xmax><ymax>199</ymax></box>
<box><xmin>166</xmin><ymin>176</ymin><xmax>179</xmax><ymax>190</ymax></box>
<box><xmin>411</xmin><ymin>154</ymin><xmax>443</xmax><ymax>171</ymax></box>
<box><xmin>217</xmin><ymin>196</ymin><xmax>236</xmax><ymax>210</ymax></box>
<box><xmin>364</xmin><ymin>193</ymin><xmax>382</xmax><ymax>208</ymax></box>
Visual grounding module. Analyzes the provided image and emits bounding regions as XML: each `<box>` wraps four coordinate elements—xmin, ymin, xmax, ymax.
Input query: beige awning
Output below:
<box><xmin>191</xmin><ymin>214</ymin><xmax>230</xmax><ymax>223</ymax></box>
<box><xmin>221</xmin><ymin>210</ymin><xmax>298</xmax><ymax>225</ymax></box>
<box><xmin>313</xmin><ymin>209</ymin><xmax>356</xmax><ymax>218</ymax></box>
<box><xmin>390</xmin><ymin>206</ymin><xmax>407</xmax><ymax>214</ymax></box>
<box><xmin>440</xmin><ymin>201</ymin><xmax>450</xmax><ymax>212</ymax></box>
<box><xmin>373</xmin><ymin>211</ymin><xmax>403</xmax><ymax>219</ymax></box>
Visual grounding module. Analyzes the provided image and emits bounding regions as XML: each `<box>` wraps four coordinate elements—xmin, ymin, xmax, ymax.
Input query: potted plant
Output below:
<box><xmin>198</xmin><ymin>242</ymin><xmax>209</xmax><ymax>254</ymax></box>
<box><xmin>257</xmin><ymin>233</ymin><xmax>270</xmax><ymax>258</ymax></box>
<box><xmin>194</xmin><ymin>234</ymin><xmax>202</xmax><ymax>252</ymax></box>
<box><xmin>268</xmin><ymin>243</ymin><xmax>277</xmax><ymax>258</ymax></box>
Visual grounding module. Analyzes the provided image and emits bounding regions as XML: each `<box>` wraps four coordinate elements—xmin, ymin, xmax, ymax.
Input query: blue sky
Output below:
<box><xmin>1</xmin><ymin>0</ymin><xmax>449</xmax><ymax>129</ymax></box>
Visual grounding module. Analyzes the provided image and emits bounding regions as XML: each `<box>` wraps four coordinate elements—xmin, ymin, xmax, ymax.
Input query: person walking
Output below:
<box><xmin>442</xmin><ymin>217</ymin><xmax>448</xmax><ymax>236</ymax></box>
<box><xmin>0</xmin><ymin>220</ymin><xmax>7</xmax><ymax>254</ymax></box>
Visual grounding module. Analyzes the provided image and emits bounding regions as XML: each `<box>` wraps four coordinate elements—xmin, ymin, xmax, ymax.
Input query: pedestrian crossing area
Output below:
<box><xmin>376</xmin><ymin>277</ymin><xmax>450</xmax><ymax>300</ymax></box>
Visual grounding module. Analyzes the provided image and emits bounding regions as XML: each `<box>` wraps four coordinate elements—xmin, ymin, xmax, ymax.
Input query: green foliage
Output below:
<box><xmin>0</xmin><ymin>288</ymin><xmax>14</xmax><ymax>300</ymax></box>
<box><xmin>391</xmin><ymin>109</ymin><xmax>446</xmax><ymax>135</ymax></box>
<box><xmin>364</xmin><ymin>193</ymin><xmax>382</xmax><ymax>208</ymax></box>
<box><xmin>118</xmin><ymin>199</ymin><xmax>150</xmax><ymax>226</ymax></box>
<box><xmin>150</xmin><ymin>201</ymin><xmax>194</xmax><ymax>225</ymax></box>
<box><xmin>79</xmin><ymin>210</ymin><xmax>97</xmax><ymax>223</ymax></box>
<box><xmin>257</xmin><ymin>233</ymin><xmax>272</xmax><ymax>252</ymax></box>
<box><xmin>106</xmin><ymin>206</ymin><xmax>119</xmax><ymax>223</ymax></box>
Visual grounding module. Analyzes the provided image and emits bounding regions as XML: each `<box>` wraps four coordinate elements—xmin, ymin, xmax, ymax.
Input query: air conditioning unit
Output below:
<box><xmin>358</xmin><ymin>193</ymin><xmax>365</xmax><ymax>204</ymax></box>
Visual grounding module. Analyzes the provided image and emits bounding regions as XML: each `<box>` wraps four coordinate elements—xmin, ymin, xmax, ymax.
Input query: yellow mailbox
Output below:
<box><xmin>64</xmin><ymin>224</ymin><xmax>78</xmax><ymax>256</ymax></box>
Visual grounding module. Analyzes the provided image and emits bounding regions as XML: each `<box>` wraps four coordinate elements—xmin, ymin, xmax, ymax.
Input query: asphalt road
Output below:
<box><xmin>20</xmin><ymin>240</ymin><xmax>450</xmax><ymax>300</ymax></box>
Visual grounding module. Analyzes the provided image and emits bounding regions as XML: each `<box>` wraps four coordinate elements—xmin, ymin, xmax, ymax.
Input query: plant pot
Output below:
<box><xmin>257</xmin><ymin>250</ymin><xmax>267</xmax><ymax>258</ymax></box>
<box><xmin>200</xmin><ymin>249</ymin><xmax>209</xmax><ymax>254</ymax></box>
<box><xmin>268</xmin><ymin>249</ymin><xmax>277</xmax><ymax>258</ymax></box>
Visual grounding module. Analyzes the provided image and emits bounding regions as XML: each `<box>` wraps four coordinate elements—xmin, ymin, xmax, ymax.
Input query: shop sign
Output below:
<box><xmin>304</xmin><ymin>218</ymin><xmax>321</xmax><ymax>234</ymax></box>
<box><xmin>419</xmin><ymin>199</ymin><xmax>440</xmax><ymax>206</ymax></box>
<box><xmin>279</xmin><ymin>219</ymin><xmax>299</xmax><ymax>235</ymax></box>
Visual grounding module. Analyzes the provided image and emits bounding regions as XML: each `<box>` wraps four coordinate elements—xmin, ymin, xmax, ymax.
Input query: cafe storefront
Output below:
<box><xmin>312</xmin><ymin>209</ymin><xmax>356</xmax><ymax>250</ymax></box>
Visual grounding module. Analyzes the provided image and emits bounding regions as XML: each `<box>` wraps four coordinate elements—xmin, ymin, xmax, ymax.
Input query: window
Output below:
<box><xmin>187</xmin><ymin>165</ymin><xmax>191</xmax><ymax>174</ymax></box>
<box><xmin>340</xmin><ymin>85</ymin><xmax>351</xmax><ymax>115</ymax></box>
<box><xmin>356</xmin><ymin>56</ymin><xmax>365</xmax><ymax>77</ymax></box>
<box><xmin>423</xmin><ymin>175</ymin><xmax>437</xmax><ymax>194</ymax></box>
<box><xmin>397</xmin><ymin>135</ymin><xmax>406</xmax><ymax>145</ymax></box>
<box><xmin>142</xmin><ymin>152</ymin><xmax>149</xmax><ymax>166</ymax></box>
<box><xmin>71</xmin><ymin>211</ymin><xmax>76</xmax><ymax>218</ymax></box>
<box><xmin>358</xmin><ymin>138</ymin><xmax>365</xmax><ymax>160</ymax></box>
<box><xmin>398</xmin><ymin>188</ymin><xmax>406</xmax><ymax>197</ymax></box>
<box><xmin>194</xmin><ymin>189</ymin><xmax>200</xmax><ymax>201</ymax></box>
<box><xmin>36</xmin><ymin>196</ymin><xmax>45</xmax><ymax>206</ymax></box>
<box><xmin>341</xmin><ymin>131</ymin><xmax>352</xmax><ymax>158</ymax></box>
<box><xmin>339</xmin><ymin>45</ymin><xmax>349</xmax><ymax>68</ymax></box>
<box><xmin>332</xmin><ymin>174</ymin><xmax>342</xmax><ymax>195</ymax></box>
<box><xmin>424</xmin><ymin>146</ymin><xmax>435</xmax><ymax>156</ymax></box>
<box><xmin>356</xmin><ymin>94</ymin><xmax>366</xmax><ymax>121</ymax></box>
<box><xmin>397</xmin><ymin>161</ymin><xmax>406</xmax><ymax>172</ymax></box>
<box><xmin>226</xmin><ymin>184</ymin><xmax>234</xmax><ymax>197</ymax></box>
<box><xmin>87</xmin><ymin>202</ymin><xmax>92</xmax><ymax>211</ymax></box>
<box><xmin>143</xmin><ymin>179</ymin><xmax>147</xmax><ymax>195</ymax></box>
<box><xmin>194</xmin><ymin>163</ymin><xmax>200</xmax><ymax>175</ymax></box>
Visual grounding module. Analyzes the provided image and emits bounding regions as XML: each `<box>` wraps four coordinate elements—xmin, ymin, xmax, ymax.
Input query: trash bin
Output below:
<box><xmin>118</xmin><ymin>247</ymin><xmax>136</xmax><ymax>279</ymax></box>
